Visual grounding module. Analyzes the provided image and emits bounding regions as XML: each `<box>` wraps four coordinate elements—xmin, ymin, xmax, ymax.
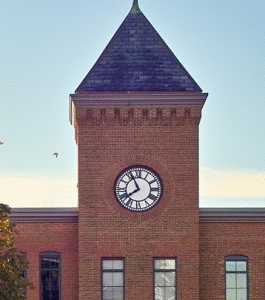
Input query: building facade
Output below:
<box><xmin>11</xmin><ymin>1</ymin><xmax>265</xmax><ymax>299</ymax></box>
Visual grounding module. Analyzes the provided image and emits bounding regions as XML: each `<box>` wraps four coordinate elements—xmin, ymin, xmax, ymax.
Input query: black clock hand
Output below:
<box><xmin>131</xmin><ymin>174</ymin><xmax>140</xmax><ymax>191</ymax></box>
<box><xmin>134</xmin><ymin>178</ymin><xmax>140</xmax><ymax>191</ymax></box>
<box><xmin>128</xmin><ymin>188</ymin><xmax>138</xmax><ymax>196</ymax></box>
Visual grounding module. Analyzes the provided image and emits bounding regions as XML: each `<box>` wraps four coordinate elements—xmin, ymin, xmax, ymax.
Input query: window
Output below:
<box><xmin>40</xmin><ymin>252</ymin><xmax>60</xmax><ymax>300</ymax></box>
<box><xmin>102</xmin><ymin>258</ymin><xmax>124</xmax><ymax>300</ymax></box>
<box><xmin>154</xmin><ymin>258</ymin><xmax>176</xmax><ymax>300</ymax></box>
<box><xmin>18</xmin><ymin>252</ymin><xmax>27</xmax><ymax>297</ymax></box>
<box><xmin>19</xmin><ymin>252</ymin><xmax>27</xmax><ymax>279</ymax></box>
<box><xmin>225</xmin><ymin>255</ymin><xmax>248</xmax><ymax>300</ymax></box>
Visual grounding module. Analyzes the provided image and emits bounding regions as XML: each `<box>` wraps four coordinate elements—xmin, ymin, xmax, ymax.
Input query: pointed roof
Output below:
<box><xmin>75</xmin><ymin>1</ymin><xmax>202</xmax><ymax>93</ymax></box>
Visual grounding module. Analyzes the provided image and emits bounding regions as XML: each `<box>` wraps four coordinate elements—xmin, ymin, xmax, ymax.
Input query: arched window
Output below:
<box><xmin>101</xmin><ymin>258</ymin><xmax>125</xmax><ymax>300</ymax></box>
<box><xmin>40</xmin><ymin>252</ymin><xmax>61</xmax><ymax>300</ymax></box>
<box><xmin>154</xmin><ymin>258</ymin><xmax>177</xmax><ymax>300</ymax></box>
<box><xmin>225</xmin><ymin>255</ymin><xmax>248</xmax><ymax>300</ymax></box>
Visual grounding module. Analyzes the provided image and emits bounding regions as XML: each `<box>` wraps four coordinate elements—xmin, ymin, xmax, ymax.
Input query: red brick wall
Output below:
<box><xmin>77</xmin><ymin>106</ymin><xmax>202</xmax><ymax>299</ymax></box>
<box><xmin>199</xmin><ymin>222</ymin><xmax>265</xmax><ymax>299</ymax></box>
<box><xmin>15</xmin><ymin>222</ymin><xmax>78</xmax><ymax>299</ymax></box>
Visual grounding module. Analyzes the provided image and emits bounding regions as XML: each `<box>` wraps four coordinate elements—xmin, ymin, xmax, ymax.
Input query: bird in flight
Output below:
<box><xmin>0</xmin><ymin>141</ymin><xmax>4</xmax><ymax>145</ymax></box>
<box><xmin>53</xmin><ymin>152</ymin><xmax>58</xmax><ymax>158</ymax></box>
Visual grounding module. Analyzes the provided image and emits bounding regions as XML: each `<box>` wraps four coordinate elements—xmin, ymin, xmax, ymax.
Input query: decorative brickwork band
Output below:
<box><xmin>75</xmin><ymin>107</ymin><xmax>202</xmax><ymax>127</ymax></box>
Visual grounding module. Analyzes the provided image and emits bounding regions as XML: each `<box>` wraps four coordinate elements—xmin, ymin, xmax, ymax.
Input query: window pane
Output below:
<box><xmin>155</xmin><ymin>286</ymin><xmax>165</xmax><ymax>300</ymax></box>
<box><xmin>41</xmin><ymin>258</ymin><xmax>50</xmax><ymax>269</ymax></box>
<box><xmin>155</xmin><ymin>272</ymin><xmax>165</xmax><ymax>286</ymax></box>
<box><xmin>226</xmin><ymin>289</ymin><xmax>236</xmax><ymax>300</ymax></box>
<box><xmin>50</xmin><ymin>257</ymin><xmax>60</xmax><ymax>269</ymax></box>
<box><xmin>103</xmin><ymin>286</ymin><xmax>113</xmax><ymax>300</ymax></box>
<box><xmin>103</xmin><ymin>260</ymin><xmax>113</xmax><ymax>270</ymax></box>
<box><xmin>237</xmin><ymin>274</ymin><xmax>247</xmax><ymax>288</ymax></box>
<box><xmin>164</xmin><ymin>272</ymin><xmax>175</xmax><ymax>286</ymax></box>
<box><xmin>165</xmin><ymin>287</ymin><xmax>175</xmax><ymax>300</ymax></box>
<box><xmin>51</xmin><ymin>270</ymin><xmax>59</xmax><ymax>289</ymax></box>
<box><xmin>113</xmin><ymin>260</ymin><xmax>123</xmax><ymax>270</ymax></box>
<box><xmin>113</xmin><ymin>287</ymin><xmax>123</xmax><ymax>299</ymax></box>
<box><xmin>226</xmin><ymin>274</ymin><xmax>236</xmax><ymax>288</ymax></box>
<box><xmin>51</xmin><ymin>290</ymin><xmax>59</xmax><ymax>300</ymax></box>
<box><xmin>237</xmin><ymin>261</ymin><xmax>246</xmax><ymax>272</ymax></box>
<box><xmin>155</xmin><ymin>260</ymin><xmax>165</xmax><ymax>270</ymax></box>
<box><xmin>103</xmin><ymin>273</ymin><xmax>113</xmax><ymax>287</ymax></box>
<box><xmin>103</xmin><ymin>259</ymin><xmax>123</xmax><ymax>270</ymax></box>
<box><xmin>42</xmin><ymin>290</ymin><xmax>51</xmax><ymax>300</ymax></box>
<box><xmin>41</xmin><ymin>271</ymin><xmax>50</xmax><ymax>290</ymax></box>
<box><xmin>164</xmin><ymin>260</ymin><xmax>175</xmax><ymax>270</ymax></box>
<box><xmin>103</xmin><ymin>287</ymin><xmax>123</xmax><ymax>300</ymax></box>
<box><xmin>237</xmin><ymin>288</ymin><xmax>247</xmax><ymax>300</ymax></box>
<box><xmin>113</xmin><ymin>272</ymin><xmax>123</xmax><ymax>286</ymax></box>
<box><xmin>226</xmin><ymin>261</ymin><xmax>236</xmax><ymax>272</ymax></box>
<box><xmin>155</xmin><ymin>259</ymin><xmax>175</xmax><ymax>270</ymax></box>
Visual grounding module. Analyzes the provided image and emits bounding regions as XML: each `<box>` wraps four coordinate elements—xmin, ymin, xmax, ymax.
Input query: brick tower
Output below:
<box><xmin>70</xmin><ymin>1</ymin><xmax>208</xmax><ymax>299</ymax></box>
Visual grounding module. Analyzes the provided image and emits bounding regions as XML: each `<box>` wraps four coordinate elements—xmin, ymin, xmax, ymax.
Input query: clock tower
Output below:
<box><xmin>70</xmin><ymin>1</ymin><xmax>207</xmax><ymax>299</ymax></box>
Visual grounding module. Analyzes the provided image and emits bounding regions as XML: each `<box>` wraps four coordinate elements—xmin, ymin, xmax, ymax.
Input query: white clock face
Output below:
<box><xmin>114</xmin><ymin>165</ymin><xmax>163</xmax><ymax>212</ymax></box>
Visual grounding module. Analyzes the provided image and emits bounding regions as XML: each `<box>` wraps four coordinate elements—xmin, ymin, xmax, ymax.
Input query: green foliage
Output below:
<box><xmin>0</xmin><ymin>204</ymin><xmax>34</xmax><ymax>299</ymax></box>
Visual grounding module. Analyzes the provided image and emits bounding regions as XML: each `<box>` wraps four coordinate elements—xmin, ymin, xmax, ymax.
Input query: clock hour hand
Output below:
<box><xmin>128</xmin><ymin>188</ymin><xmax>138</xmax><ymax>196</ymax></box>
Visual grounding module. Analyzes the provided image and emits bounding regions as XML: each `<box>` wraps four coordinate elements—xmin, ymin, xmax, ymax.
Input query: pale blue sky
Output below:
<box><xmin>1</xmin><ymin>0</ymin><xmax>264</xmax><ymax>207</ymax></box>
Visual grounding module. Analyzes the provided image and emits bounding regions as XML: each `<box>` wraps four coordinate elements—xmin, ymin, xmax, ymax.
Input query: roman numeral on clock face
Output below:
<box><xmin>134</xmin><ymin>170</ymin><xmax>142</xmax><ymax>178</ymax></box>
<box><xmin>117</xmin><ymin>187</ymin><xmax>126</xmax><ymax>193</ymax></box>
<box><xmin>148</xmin><ymin>193</ymin><xmax>157</xmax><ymax>201</ymax></box>
<box><xmin>127</xmin><ymin>172</ymin><xmax>134</xmax><ymax>180</ymax></box>
<box><xmin>125</xmin><ymin>198</ymin><xmax>133</xmax><ymax>207</ymax></box>
<box><xmin>135</xmin><ymin>201</ymin><xmax>142</xmax><ymax>210</ymax></box>
<box><xmin>148</xmin><ymin>179</ymin><xmax>156</xmax><ymax>185</ymax></box>
<box><xmin>119</xmin><ymin>193</ymin><xmax>128</xmax><ymax>201</ymax></box>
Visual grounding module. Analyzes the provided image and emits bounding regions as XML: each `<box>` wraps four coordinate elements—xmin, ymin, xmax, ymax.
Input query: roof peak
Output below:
<box><xmin>75</xmin><ymin>2</ymin><xmax>202</xmax><ymax>93</ymax></box>
<box><xmin>130</xmin><ymin>0</ymin><xmax>142</xmax><ymax>14</ymax></box>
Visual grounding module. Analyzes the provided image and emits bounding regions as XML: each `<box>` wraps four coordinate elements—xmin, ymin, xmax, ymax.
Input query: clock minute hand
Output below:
<box><xmin>132</xmin><ymin>175</ymin><xmax>140</xmax><ymax>191</ymax></box>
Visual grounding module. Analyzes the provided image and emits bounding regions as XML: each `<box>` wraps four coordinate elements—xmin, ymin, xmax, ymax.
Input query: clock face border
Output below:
<box><xmin>113</xmin><ymin>165</ymin><xmax>163</xmax><ymax>212</ymax></box>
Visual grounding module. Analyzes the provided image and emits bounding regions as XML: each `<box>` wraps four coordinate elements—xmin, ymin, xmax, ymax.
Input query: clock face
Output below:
<box><xmin>114</xmin><ymin>165</ymin><xmax>163</xmax><ymax>212</ymax></box>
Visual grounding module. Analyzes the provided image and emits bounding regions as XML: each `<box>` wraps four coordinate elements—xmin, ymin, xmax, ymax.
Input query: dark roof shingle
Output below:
<box><xmin>76</xmin><ymin>3</ymin><xmax>201</xmax><ymax>92</ymax></box>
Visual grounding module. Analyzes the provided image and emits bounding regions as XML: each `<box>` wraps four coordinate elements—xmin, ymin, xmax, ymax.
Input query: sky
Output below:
<box><xmin>0</xmin><ymin>0</ymin><xmax>264</xmax><ymax>208</ymax></box>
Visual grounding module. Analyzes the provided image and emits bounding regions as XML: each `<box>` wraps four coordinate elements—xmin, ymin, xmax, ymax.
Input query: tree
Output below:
<box><xmin>0</xmin><ymin>204</ymin><xmax>34</xmax><ymax>299</ymax></box>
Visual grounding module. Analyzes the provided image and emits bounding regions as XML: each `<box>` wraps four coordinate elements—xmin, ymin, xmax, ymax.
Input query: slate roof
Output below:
<box><xmin>75</xmin><ymin>0</ymin><xmax>202</xmax><ymax>93</ymax></box>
